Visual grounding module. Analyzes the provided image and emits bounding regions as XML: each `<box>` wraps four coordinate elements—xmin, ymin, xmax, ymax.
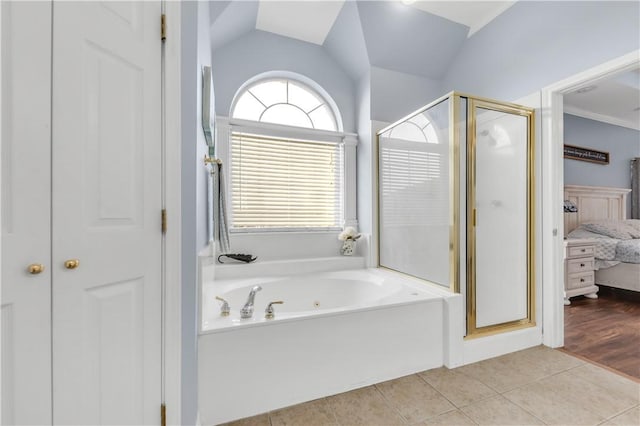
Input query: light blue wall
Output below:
<box><xmin>564</xmin><ymin>114</ymin><xmax>640</xmax><ymax>217</ymax></box>
<box><xmin>370</xmin><ymin>66</ymin><xmax>443</xmax><ymax>123</ymax></box>
<box><xmin>323</xmin><ymin>0</ymin><xmax>369</xmax><ymax>81</ymax></box>
<box><xmin>443</xmin><ymin>1</ymin><xmax>640</xmax><ymax>101</ymax></box>
<box><xmin>211</xmin><ymin>30</ymin><xmax>357</xmax><ymax>132</ymax></box>
<box><xmin>357</xmin><ymin>1</ymin><xmax>468</xmax><ymax>79</ymax></box>
<box><xmin>181</xmin><ymin>1</ymin><xmax>212</xmax><ymax>424</ymax></box>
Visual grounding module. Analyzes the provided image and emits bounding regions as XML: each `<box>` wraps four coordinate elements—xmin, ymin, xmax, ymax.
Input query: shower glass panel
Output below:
<box><xmin>377</xmin><ymin>92</ymin><xmax>535</xmax><ymax>338</ymax></box>
<box><xmin>378</xmin><ymin>97</ymin><xmax>453</xmax><ymax>288</ymax></box>
<box><xmin>472</xmin><ymin>106</ymin><xmax>529</xmax><ymax>328</ymax></box>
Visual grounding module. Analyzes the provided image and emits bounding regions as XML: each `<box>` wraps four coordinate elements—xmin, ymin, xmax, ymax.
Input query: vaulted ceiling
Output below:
<box><xmin>209</xmin><ymin>1</ymin><xmax>515</xmax><ymax>80</ymax></box>
<box><xmin>209</xmin><ymin>1</ymin><xmax>640</xmax><ymax>128</ymax></box>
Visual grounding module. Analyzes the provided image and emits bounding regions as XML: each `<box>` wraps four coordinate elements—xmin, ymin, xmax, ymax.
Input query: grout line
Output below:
<box><xmin>372</xmin><ymin>382</ymin><xmax>411</xmax><ymax>424</ymax></box>
<box><xmin>322</xmin><ymin>396</ymin><xmax>341</xmax><ymax>426</ymax></box>
<box><xmin>416</xmin><ymin>369</ymin><xmax>498</xmax><ymax>415</ymax></box>
<box><xmin>597</xmin><ymin>404</ymin><xmax>640</xmax><ymax>425</ymax></box>
<box><xmin>499</xmin><ymin>392</ymin><xmax>551</xmax><ymax>426</ymax></box>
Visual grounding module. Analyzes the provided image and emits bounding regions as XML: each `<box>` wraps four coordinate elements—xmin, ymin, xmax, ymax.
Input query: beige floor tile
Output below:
<box><xmin>601</xmin><ymin>406</ymin><xmax>640</xmax><ymax>425</ymax></box>
<box><xmin>570</xmin><ymin>363</ymin><xmax>640</xmax><ymax>402</ymax></box>
<box><xmin>519</xmin><ymin>346</ymin><xmax>584</xmax><ymax>376</ymax></box>
<box><xmin>539</xmin><ymin>371</ymin><xmax>637</xmax><ymax>420</ymax></box>
<box><xmin>419</xmin><ymin>409</ymin><xmax>477</xmax><ymax>425</ymax></box>
<box><xmin>456</xmin><ymin>347</ymin><xmax>583</xmax><ymax>393</ymax></box>
<box><xmin>455</xmin><ymin>354</ymin><xmax>540</xmax><ymax>393</ymax></box>
<box><xmin>221</xmin><ymin>413</ymin><xmax>270</xmax><ymax>426</ymax></box>
<box><xmin>504</xmin><ymin>380</ymin><xmax>605</xmax><ymax>425</ymax></box>
<box><xmin>420</xmin><ymin>367</ymin><xmax>497</xmax><ymax>408</ymax></box>
<box><xmin>270</xmin><ymin>398</ymin><xmax>337</xmax><ymax>426</ymax></box>
<box><xmin>461</xmin><ymin>395</ymin><xmax>543</xmax><ymax>425</ymax></box>
<box><xmin>375</xmin><ymin>374</ymin><xmax>455</xmax><ymax>423</ymax></box>
<box><xmin>327</xmin><ymin>385</ymin><xmax>406</xmax><ymax>426</ymax></box>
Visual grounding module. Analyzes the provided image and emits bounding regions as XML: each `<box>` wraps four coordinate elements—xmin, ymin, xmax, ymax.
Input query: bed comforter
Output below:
<box><xmin>567</xmin><ymin>220</ymin><xmax>640</xmax><ymax>269</ymax></box>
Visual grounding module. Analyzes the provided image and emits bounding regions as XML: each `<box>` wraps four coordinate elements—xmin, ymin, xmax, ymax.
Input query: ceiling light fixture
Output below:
<box><xmin>401</xmin><ymin>0</ymin><xmax>416</xmax><ymax>5</ymax></box>
<box><xmin>575</xmin><ymin>85</ymin><xmax>597</xmax><ymax>94</ymax></box>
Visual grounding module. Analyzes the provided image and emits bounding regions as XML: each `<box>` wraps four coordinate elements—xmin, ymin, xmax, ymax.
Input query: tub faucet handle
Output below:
<box><xmin>215</xmin><ymin>296</ymin><xmax>230</xmax><ymax>316</ymax></box>
<box><xmin>240</xmin><ymin>285</ymin><xmax>262</xmax><ymax>319</ymax></box>
<box><xmin>265</xmin><ymin>301</ymin><xmax>284</xmax><ymax>319</ymax></box>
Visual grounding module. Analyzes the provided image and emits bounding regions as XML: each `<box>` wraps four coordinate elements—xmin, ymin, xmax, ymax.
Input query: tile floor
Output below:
<box><xmin>222</xmin><ymin>346</ymin><xmax>640</xmax><ymax>426</ymax></box>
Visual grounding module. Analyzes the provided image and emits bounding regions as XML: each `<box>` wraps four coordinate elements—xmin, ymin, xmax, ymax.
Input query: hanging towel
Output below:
<box><xmin>210</xmin><ymin>161</ymin><xmax>231</xmax><ymax>253</ymax></box>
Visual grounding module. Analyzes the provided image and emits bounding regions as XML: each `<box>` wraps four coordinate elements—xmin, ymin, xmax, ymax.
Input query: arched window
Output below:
<box><xmin>226</xmin><ymin>76</ymin><xmax>351</xmax><ymax>231</ymax></box>
<box><xmin>232</xmin><ymin>78</ymin><xmax>338</xmax><ymax>131</ymax></box>
<box><xmin>388</xmin><ymin>111</ymin><xmax>439</xmax><ymax>143</ymax></box>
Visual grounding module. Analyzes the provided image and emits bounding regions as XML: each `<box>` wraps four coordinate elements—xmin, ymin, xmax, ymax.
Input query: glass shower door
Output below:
<box><xmin>467</xmin><ymin>100</ymin><xmax>534</xmax><ymax>335</ymax></box>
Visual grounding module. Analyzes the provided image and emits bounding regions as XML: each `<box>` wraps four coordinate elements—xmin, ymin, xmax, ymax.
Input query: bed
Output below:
<box><xmin>564</xmin><ymin>185</ymin><xmax>639</xmax><ymax>292</ymax></box>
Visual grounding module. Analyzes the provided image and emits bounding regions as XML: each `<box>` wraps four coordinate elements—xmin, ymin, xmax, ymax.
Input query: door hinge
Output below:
<box><xmin>161</xmin><ymin>403</ymin><xmax>166</xmax><ymax>426</ymax></box>
<box><xmin>161</xmin><ymin>14</ymin><xmax>167</xmax><ymax>42</ymax></box>
<box><xmin>472</xmin><ymin>208</ymin><xmax>477</xmax><ymax>227</ymax></box>
<box><xmin>161</xmin><ymin>209</ymin><xmax>167</xmax><ymax>234</ymax></box>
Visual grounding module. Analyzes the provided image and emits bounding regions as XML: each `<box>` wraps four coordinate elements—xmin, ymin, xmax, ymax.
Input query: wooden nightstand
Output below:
<box><xmin>564</xmin><ymin>239</ymin><xmax>598</xmax><ymax>305</ymax></box>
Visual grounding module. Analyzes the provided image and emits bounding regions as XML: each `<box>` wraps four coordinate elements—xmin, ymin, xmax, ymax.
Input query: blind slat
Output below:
<box><xmin>231</xmin><ymin>132</ymin><xmax>343</xmax><ymax>229</ymax></box>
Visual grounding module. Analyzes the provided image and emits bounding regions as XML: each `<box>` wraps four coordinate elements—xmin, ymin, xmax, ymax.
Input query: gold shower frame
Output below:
<box><xmin>376</xmin><ymin>92</ymin><xmax>535</xmax><ymax>337</ymax></box>
<box><xmin>465</xmin><ymin>98</ymin><xmax>535</xmax><ymax>338</ymax></box>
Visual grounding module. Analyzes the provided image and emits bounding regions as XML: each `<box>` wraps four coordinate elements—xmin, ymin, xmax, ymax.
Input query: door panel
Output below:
<box><xmin>466</xmin><ymin>99</ymin><xmax>535</xmax><ymax>336</ymax></box>
<box><xmin>1</xmin><ymin>2</ymin><xmax>52</xmax><ymax>425</ymax></box>
<box><xmin>51</xmin><ymin>1</ymin><xmax>162</xmax><ymax>424</ymax></box>
<box><xmin>474</xmin><ymin>107</ymin><xmax>529</xmax><ymax>327</ymax></box>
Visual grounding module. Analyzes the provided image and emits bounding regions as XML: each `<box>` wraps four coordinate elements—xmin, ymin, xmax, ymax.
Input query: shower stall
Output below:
<box><xmin>377</xmin><ymin>92</ymin><xmax>535</xmax><ymax>337</ymax></box>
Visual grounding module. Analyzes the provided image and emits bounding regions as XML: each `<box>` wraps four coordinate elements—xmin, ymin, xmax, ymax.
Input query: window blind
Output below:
<box><xmin>230</xmin><ymin>132</ymin><xmax>343</xmax><ymax>230</ymax></box>
<box><xmin>380</xmin><ymin>141</ymin><xmax>448</xmax><ymax>226</ymax></box>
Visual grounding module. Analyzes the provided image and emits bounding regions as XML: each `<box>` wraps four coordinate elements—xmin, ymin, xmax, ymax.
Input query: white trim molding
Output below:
<box><xmin>563</xmin><ymin>106</ymin><xmax>640</xmax><ymax>131</ymax></box>
<box><xmin>540</xmin><ymin>49</ymin><xmax>640</xmax><ymax>348</ymax></box>
<box><xmin>217</xmin><ymin>116</ymin><xmax>359</xmax><ymax>233</ymax></box>
<box><xmin>162</xmin><ymin>0</ymin><xmax>182</xmax><ymax>423</ymax></box>
<box><xmin>343</xmin><ymin>134</ymin><xmax>358</xmax><ymax>229</ymax></box>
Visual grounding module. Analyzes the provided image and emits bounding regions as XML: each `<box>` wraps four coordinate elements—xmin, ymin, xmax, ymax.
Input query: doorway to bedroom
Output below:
<box><xmin>557</xmin><ymin>63</ymin><xmax>640</xmax><ymax>380</ymax></box>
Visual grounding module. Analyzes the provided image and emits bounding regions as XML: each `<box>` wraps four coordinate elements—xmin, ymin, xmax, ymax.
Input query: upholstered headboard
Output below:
<box><xmin>564</xmin><ymin>185</ymin><xmax>631</xmax><ymax>235</ymax></box>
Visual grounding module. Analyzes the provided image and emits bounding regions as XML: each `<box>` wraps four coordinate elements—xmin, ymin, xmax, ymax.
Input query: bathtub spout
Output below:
<box><xmin>240</xmin><ymin>285</ymin><xmax>262</xmax><ymax>319</ymax></box>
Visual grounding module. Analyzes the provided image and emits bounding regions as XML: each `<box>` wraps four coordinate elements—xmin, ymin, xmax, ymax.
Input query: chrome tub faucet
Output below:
<box><xmin>240</xmin><ymin>285</ymin><xmax>262</xmax><ymax>318</ymax></box>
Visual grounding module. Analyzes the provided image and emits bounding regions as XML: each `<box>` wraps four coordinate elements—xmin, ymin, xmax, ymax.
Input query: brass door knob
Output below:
<box><xmin>27</xmin><ymin>263</ymin><xmax>45</xmax><ymax>274</ymax></box>
<box><xmin>64</xmin><ymin>259</ymin><xmax>80</xmax><ymax>269</ymax></box>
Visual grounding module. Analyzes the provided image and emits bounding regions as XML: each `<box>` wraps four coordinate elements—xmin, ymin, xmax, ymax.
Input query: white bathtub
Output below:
<box><xmin>198</xmin><ymin>262</ymin><xmax>461</xmax><ymax>425</ymax></box>
<box><xmin>201</xmin><ymin>269</ymin><xmax>440</xmax><ymax>332</ymax></box>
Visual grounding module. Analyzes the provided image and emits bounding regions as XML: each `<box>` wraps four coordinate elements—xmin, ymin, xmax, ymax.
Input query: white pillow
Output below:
<box><xmin>621</xmin><ymin>220</ymin><xmax>640</xmax><ymax>238</ymax></box>
<box><xmin>581</xmin><ymin>221</ymin><xmax>634</xmax><ymax>240</ymax></box>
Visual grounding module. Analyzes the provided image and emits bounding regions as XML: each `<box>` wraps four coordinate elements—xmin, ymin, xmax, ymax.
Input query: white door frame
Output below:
<box><xmin>540</xmin><ymin>50</ymin><xmax>639</xmax><ymax>348</ymax></box>
<box><xmin>0</xmin><ymin>3</ymin><xmax>4</xmax><ymax>417</ymax></box>
<box><xmin>162</xmin><ymin>1</ymin><xmax>182</xmax><ymax>424</ymax></box>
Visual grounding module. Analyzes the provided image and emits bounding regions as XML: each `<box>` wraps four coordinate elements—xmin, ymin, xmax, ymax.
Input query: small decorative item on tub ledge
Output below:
<box><xmin>338</xmin><ymin>227</ymin><xmax>361</xmax><ymax>256</ymax></box>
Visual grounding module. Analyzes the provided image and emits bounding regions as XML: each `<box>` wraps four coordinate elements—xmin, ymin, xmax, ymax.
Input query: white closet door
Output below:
<box><xmin>51</xmin><ymin>2</ymin><xmax>162</xmax><ymax>424</ymax></box>
<box><xmin>1</xmin><ymin>2</ymin><xmax>53</xmax><ymax>425</ymax></box>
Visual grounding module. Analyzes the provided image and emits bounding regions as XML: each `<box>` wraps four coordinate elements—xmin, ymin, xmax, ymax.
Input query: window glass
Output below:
<box><xmin>261</xmin><ymin>104</ymin><xmax>313</xmax><ymax>128</ymax></box>
<box><xmin>249</xmin><ymin>80</ymin><xmax>286</xmax><ymax>106</ymax></box>
<box><xmin>232</xmin><ymin>79</ymin><xmax>337</xmax><ymax>131</ymax></box>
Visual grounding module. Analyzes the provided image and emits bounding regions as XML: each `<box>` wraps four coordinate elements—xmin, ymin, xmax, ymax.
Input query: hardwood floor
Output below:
<box><xmin>564</xmin><ymin>285</ymin><xmax>640</xmax><ymax>380</ymax></box>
